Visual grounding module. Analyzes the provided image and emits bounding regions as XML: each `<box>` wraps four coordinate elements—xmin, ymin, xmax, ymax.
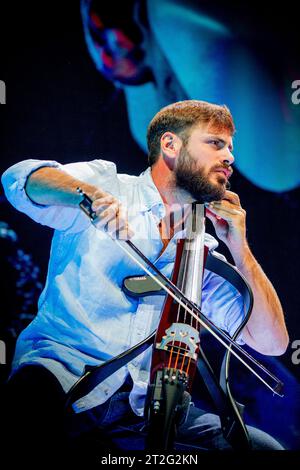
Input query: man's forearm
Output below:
<box><xmin>233</xmin><ymin>246</ymin><xmax>289</xmax><ymax>355</ymax></box>
<box><xmin>25</xmin><ymin>167</ymin><xmax>99</xmax><ymax>206</ymax></box>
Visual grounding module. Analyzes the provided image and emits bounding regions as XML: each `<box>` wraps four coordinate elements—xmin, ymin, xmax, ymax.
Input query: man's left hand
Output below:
<box><xmin>205</xmin><ymin>190</ymin><xmax>248</xmax><ymax>257</ymax></box>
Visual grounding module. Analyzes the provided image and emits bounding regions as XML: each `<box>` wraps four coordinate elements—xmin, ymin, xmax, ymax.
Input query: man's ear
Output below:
<box><xmin>160</xmin><ymin>132</ymin><xmax>182</xmax><ymax>159</ymax></box>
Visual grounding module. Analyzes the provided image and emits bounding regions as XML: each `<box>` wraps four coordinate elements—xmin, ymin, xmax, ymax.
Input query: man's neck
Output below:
<box><xmin>150</xmin><ymin>160</ymin><xmax>194</xmax><ymax>209</ymax></box>
<box><xmin>151</xmin><ymin>160</ymin><xmax>193</xmax><ymax>237</ymax></box>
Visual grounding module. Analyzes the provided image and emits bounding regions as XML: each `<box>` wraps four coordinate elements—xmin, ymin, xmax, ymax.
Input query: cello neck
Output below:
<box><xmin>177</xmin><ymin>202</ymin><xmax>207</xmax><ymax>307</ymax></box>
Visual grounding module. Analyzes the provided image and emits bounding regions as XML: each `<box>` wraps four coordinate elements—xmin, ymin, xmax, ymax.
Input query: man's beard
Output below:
<box><xmin>175</xmin><ymin>147</ymin><xmax>230</xmax><ymax>203</ymax></box>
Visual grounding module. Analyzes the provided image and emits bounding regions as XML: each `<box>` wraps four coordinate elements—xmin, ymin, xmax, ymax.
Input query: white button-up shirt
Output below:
<box><xmin>1</xmin><ymin>159</ymin><xmax>244</xmax><ymax>415</ymax></box>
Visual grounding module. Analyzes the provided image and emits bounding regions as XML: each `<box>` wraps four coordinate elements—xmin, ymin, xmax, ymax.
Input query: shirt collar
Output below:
<box><xmin>138</xmin><ymin>167</ymin><xmax>166</xmax><ymax>222</ymax></box>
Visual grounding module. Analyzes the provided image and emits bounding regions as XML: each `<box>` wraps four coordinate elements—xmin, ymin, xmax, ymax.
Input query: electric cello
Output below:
<box><xmin>65</xmin><ymin>190</ymin><xmax>283</xmax><ymax>450</ymax></box>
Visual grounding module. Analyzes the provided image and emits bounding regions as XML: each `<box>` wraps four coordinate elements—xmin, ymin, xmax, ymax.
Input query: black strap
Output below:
<box><xmin>65</xmin><ymin>332</ymin><xmax>154</xmax><ymax>412</ymax></box>
<box><xmin>206</xmin><ymin>251</ymin><xmax>253</xmax><ymax>315</ymax></box>
<box><xmin>196</xmin><ymin>347</ymin><xmax>251</xmax><ymax>449</ymax></box>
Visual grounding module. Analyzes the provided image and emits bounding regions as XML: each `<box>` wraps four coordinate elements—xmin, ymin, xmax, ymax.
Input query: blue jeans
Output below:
<box><xmin>2</xmin><ymin>365</ymin><xmax>285</xmax><ymax>467</ymax></box>
<box><xmin>69</xmin><ymin>389</ymin><xmax>284</xmax><ymax>451</ymax></box>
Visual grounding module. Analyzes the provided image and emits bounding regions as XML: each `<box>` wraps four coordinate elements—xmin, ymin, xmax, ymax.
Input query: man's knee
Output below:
<box><xmin>247</xmin><ymin>425</ymin><xmax>285</xmax><ymax>450</ymax></box>
<box><xmin>177</xmin><ymin>408</ymin><xmax>284</xmax><ymax>451</ymax></box>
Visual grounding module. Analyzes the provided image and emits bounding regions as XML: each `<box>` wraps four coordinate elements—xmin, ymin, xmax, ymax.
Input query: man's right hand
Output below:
<box><xmin>90</xmin><ymin>189</ymin><xmax>134</xmax><ymax>240</ymax></box>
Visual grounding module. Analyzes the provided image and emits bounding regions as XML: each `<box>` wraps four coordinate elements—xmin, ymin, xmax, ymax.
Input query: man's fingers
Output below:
<box><xmin>92</xmin><ymin>198</ymin><xmax>134</xmax><ymax>239</ymax></box>
<box><xmin>208</xmin><ymin>202</ymin><xmax>241</xmax><ymax>219</ymax></box>
<box><xmin>211</xmin><ymin>199</ymin><xmax>244</xmax><ymax>213</ymax></box>
<box><xmin>91</xmin><ymin>195</ymin><xmax>115</xmax><ymax>212</ymax></box>
<box><xmin>223</xmin><ymin>190</ymin><xmax>241</xmax><ymax>206</ymax></box>
<box><xmin>99</xmin><ymin>202</ymin><xmax>119</xmax><ymax>220</ymax></box>
<box><xmin>110</xmin><ymin>224</ymin><xmax>135</xmax><ymax>240</ymax></box>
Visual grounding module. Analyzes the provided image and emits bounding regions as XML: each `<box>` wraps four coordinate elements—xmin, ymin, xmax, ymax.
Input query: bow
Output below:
<box><xmin>65</xmin><ymin>190</ymin><xmax>284</xmax><ymax>450</ymax></box>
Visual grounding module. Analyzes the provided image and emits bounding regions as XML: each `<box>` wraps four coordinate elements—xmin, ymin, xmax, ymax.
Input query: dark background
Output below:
<box><xmin>0</xmin><ymin>0</ymin><xmax>300</xmax><ymax>449</ymax></box>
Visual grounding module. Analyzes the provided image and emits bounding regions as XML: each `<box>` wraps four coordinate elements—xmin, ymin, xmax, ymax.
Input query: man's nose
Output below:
<box><xmin>221</xmin><ymin>148</ymin><xmax>235</xmax><ymax>166</ymax></box>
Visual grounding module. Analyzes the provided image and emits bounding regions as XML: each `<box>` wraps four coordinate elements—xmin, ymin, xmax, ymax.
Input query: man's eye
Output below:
<box><xmin>210</xmin><ymin>140</ymin><xmax>220</xmax><ymax>147</ymax></box>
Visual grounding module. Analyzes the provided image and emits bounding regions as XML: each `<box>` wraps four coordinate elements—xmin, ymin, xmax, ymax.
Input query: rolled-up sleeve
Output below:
<box><xmin>1</xmin><ymin>158</ymin><xmax>117</xmax><ymax>233</ymax></box>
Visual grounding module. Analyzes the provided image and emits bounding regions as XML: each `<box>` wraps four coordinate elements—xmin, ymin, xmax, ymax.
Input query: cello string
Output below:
<box><xmin>175</xmin><ymin>204</ymin><xmax>202</xmax><ymax>372</ymax></box>
<box><xmin>176</xmin><ymin>240</ymin><xmax>190</xmax><ymax>372</ymax></box>
<box><xmin>180</xmin><ymin>238</ymin><xmax>201</xmax><ymax>372</ymax></box>
<box><xmin>173</xmin><ymin>207</ymin><xmax>193</xmax><ymax>369</ymax></box>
